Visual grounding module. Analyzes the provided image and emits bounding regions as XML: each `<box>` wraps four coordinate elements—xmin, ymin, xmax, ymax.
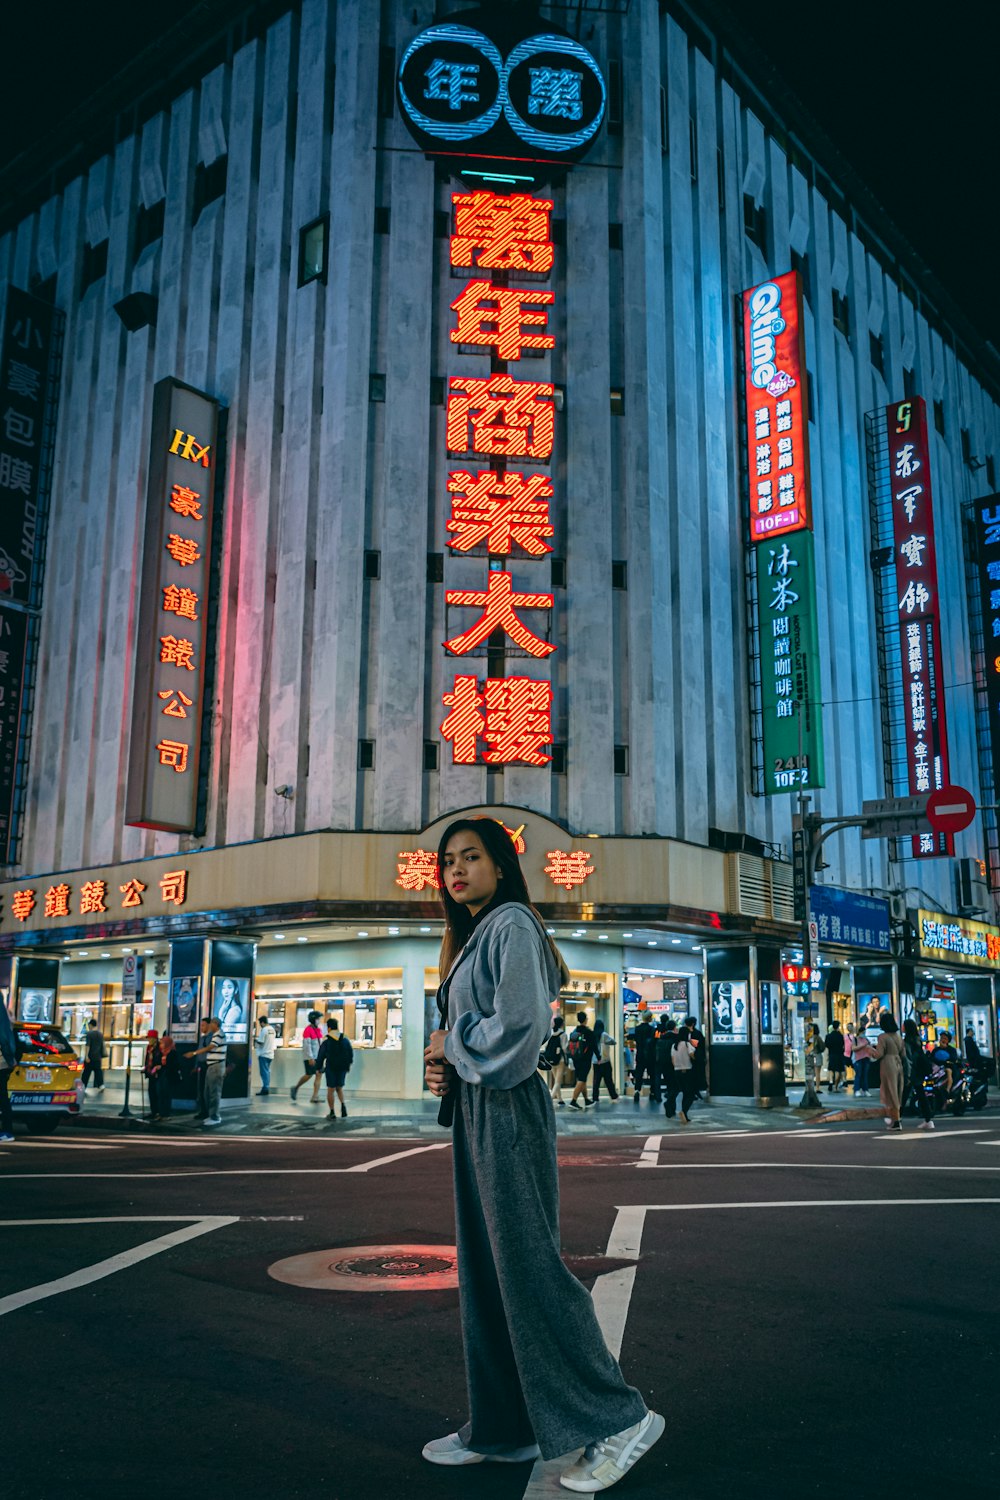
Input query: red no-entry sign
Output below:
<box><xmin>926</xmin><ymin>785</ymin><xmax>977</xmax><ymax>835</ymax></box>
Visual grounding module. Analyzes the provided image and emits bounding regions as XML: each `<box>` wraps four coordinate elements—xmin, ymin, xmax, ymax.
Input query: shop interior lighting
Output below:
<box><xmin>100</xmin><ymin>952</ymin><xmax>111</xmax><ymax>958</ymax></box>
<box><xmin>273</xmin><ymin>933</ymin><xmax>285</xmax><ymax>940</ymax></box>
<box><xmin>598</xmin><ymin>934</ymin><xmax>608</xmax><ymax>940</ymax></box>
<box><xmin>296</xmin><ymin>936</ymin><xmax>309</xmax><ymax>943</ymax></box>
<box><xmin>388</xmin><ymin>926</ymin><xmax>399</xmax><ymax>934</ymax></box>
<box><xmin>622</xmin><ymin>932</ymin><xmax>633</xmax><ymax>938</ymax></box>
<box><xmin>357</xmin><ymin>931</ymin><xmax>369</xmax><ymax>937</ymax></box>
<box><xmin>77</xmin><ymin>951</ymin><xmax>89</xmax><ymax>957</ymax></box>
<box><xmin>122</xmin><ymin>948</ymin><xmax>132</xmax><ymax>953</ymax></box>
<box><xmin>671</xmin><ymin>938</ymin><xmax>682</xmax><ymax>944</ymax></box>
<box><xmin>546</xmin><ymin>927</ymin><xmax>556</xmax><ymax>934</ymax></box>
<box><xmin>420</xmin><ymin>926</ymin><xmax>431</xmax><ymax>933</ymax></box>
<box><xmin>647</xmin><ymin>940</ymin><xmax>658</xmax><ymax>946</ymax></box>
<box><xmin>144</xmin><ymin>949</ymin><xmax>154</xmax><ymax>955</ymax></box>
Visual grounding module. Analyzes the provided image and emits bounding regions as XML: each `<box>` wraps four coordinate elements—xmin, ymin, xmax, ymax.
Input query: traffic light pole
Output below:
<box><xmin>792</xmin><ymin>809</ymin><xmax>901</xmax><ymax>1111</ymax></box>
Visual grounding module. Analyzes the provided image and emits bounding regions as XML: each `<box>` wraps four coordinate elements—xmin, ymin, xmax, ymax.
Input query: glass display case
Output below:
<box><xmin>254</xmin><ymin>968</ymin><xmax>404</xmax><ymax>1048</ymax></box>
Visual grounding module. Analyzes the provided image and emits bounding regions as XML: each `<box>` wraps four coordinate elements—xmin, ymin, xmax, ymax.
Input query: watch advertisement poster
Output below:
<box><xmin>711</xmin><ymin>981</ymin><xmax>749</xmax><ymax>1045</ymax></box>
<box><xmin>170</xmin><ymin>975</ymin><xmax>201</xmax><ymax>1040</ymax></box>
<box><xmin>759</xmin><ymin>981</ymin><xmax>782</xmax><ymax>1044</ymax></box>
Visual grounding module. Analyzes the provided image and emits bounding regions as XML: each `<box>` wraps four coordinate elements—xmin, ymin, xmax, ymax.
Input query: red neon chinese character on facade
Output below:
<box><xmin>450</xmin><ymin>191</ymin><xmax>555</xmax><ymax>273</ymax></box>
<box><xmin>483</xmin><ymin>678</ymin><xmax>553</xmax><ymax>765</ymax></box>
<box><xmin>120</xmin><ymin>878</ymin><xmax>146</xmax><ymax>908</ymax></box>
<box><xmin>157</xmin><ymin>739</ymin><xmax>189</xmax><ymax>773</ymax></box>
<box><xmin>440</xmin><ymin>675</ymin><xmax>485</xmax><ymax>764</ymax></box>
<box><xmin>158</xmin><ymin>688</ymin><xmax>194</xmax><ymax>718</ymax></box>
<box><xmin>446</xmin><ymin>376</ymin><xmax>555</xmax><ymax>460</ymax></box>
<box><xmin>162</xmin><ymin>585</ymin><xmax>199</xmax><ymax>620</ymax></box>
<box><xmin>450</xmin><ymin>281</ymin><xmax>555</xmax><ymax>361</ymax></box>
<box><xmin>44</xmin><ymin>883</ymin><xmax>71</xmax><ymax>918</ymax></box>
<box><xmin>446</xmin><ymin>470</ymin><xmax>554</xmax><ymax>556</ymax></box>
<box><xmin>159</xmin><ymin>870</ymin><xmax>188</xmax><ymax>906</ymax></box>
<box><xmin>544</xmin><ymin>850</ymin><xmax>595</xmax><ymax>890</ymax></box>
<box><xmin>79</xmin><ymin>880</ymin><xmax>108</xmax><ymax>915</ymax></box>
<box><xmin>169</xmin><ymin>484</ymin><xmax>203</xmax><ymax>520</ymax></box>
<box><xmin>166</xmin><ymin>533</ymin><xmax>201</xmax><ymax>567</ymax></box>
<box><xmin>444</xmin><ymin>571</ymin><xmax>554</xmax><ymax>657</ymax></box>
<box><xmin>11</xmin><ymin>889</ymin><xmax>36</xmax><ymax>921</ymax></box>
<box><xmin>394</xmin><ymin>850</ymin><xmax>442</xmax><ymax>892</ymax></box>
<box><xmin>159</xmin><ymin>635</ymin><xmax>196</xmax><ymax>670</ymax></box>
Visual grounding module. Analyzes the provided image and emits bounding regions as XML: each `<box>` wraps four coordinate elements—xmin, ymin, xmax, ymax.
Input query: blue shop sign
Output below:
<box><xmin>808</xmin><ymin>885</ymin><xmax>891</xmax><ymax>952</ymax></box>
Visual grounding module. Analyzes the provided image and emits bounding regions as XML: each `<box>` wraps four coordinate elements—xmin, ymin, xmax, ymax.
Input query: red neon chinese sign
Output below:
<box><xmin>438</xmin><ymin>191</ymin><xmax>559</xmax><ymax>765</ymax></box>
<box><xmin>742</xmin><ymin>271</ymin><xmax>812</xmax><ymax>541</ymax></box>
<box><xmin>886</xmin><ymin>397</ymin><xmax>952</xmax><ymax>859</ymax></box>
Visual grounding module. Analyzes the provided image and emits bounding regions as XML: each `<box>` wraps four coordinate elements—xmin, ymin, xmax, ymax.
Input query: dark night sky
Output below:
<box><xmin>1</xmin><ymin>1</ymin><xmax>996</xmax><ymax>354</ymax></box>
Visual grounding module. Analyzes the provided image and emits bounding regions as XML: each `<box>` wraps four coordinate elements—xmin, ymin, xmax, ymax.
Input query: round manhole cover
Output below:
<box><xmin>268</xmin><ymin>1243</ymin><xmax>459</xmax><ymax>1292</ymax></box>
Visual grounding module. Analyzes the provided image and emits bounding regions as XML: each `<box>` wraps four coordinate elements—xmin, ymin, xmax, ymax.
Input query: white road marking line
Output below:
<box><xmin>872</xmin><ymin>1128</ymin><xmax>990</xmax><ymax>1138</ymax></box>
<box><xmin>342</xmin><ymin>1143</ymin><xmax>453</xmax><ymax>1172</ymax></box>
<box><xmin>640</xmin><ymin>1197</ymin><xmax>1000</xmax><ymax>1212</ymax></box>
<box><xmin>12</xmin><ymin>1140</ymin><xmax>118</xmax><ymax>1151</ymax></box>
<box><xmin>636</xmin><ymin>1135</ymin><xmax>662</xmax><ymax>1168</ymax></box>
<box><xmin>628</xmin><ymin>1161</ymin><xmax>1000</xmax><ymax>1173</ymax></box>
<box><xmin>0</xmin><ymin>1216</ymin><xmax>302</xmax><ymax>1227</ymax></box>
<box><xmin>0</xmin><ymin>1215</ymin><xmax>238</xmax><ymax>1318</ymax></box>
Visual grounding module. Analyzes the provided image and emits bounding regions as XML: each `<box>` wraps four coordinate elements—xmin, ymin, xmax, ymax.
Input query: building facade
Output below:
<box><xmin>1</xmin><ymin>0</ymin><xmax>999</xmax><ymax>1104</ymax></box>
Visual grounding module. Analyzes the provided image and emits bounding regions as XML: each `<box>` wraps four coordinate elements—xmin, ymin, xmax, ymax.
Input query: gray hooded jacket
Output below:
<box><xmin>442</xmin><ymin>903</ymin><xmax>561</xmax><ymax>1089</ymax></box>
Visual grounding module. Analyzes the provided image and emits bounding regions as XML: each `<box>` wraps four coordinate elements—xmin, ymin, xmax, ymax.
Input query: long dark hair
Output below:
<box><xmin>879</xmin><ymin>1011</ymin><xmax>899</xmax><ymax>1034</ymax></box>
<box><xmin>902</xmin><ymin>1017</ymin><xmax>921</xmax><ymax>1044</ymax></box>
<box><xmin>436</xmin><ymin>816</ymin><xmax>569</xmax><ymax>987</ymax></box>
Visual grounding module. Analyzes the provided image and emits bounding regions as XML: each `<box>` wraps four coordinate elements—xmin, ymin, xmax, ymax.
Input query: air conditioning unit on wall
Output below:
<box><xmin>956</xmin><ymin>858</ymin><xmax>991</xmax><ymax>915</ymax></box>
<box><xmin>888</xmin><ymin>894</ymin><xmax>907</xmax><ymax>923</ymax></box>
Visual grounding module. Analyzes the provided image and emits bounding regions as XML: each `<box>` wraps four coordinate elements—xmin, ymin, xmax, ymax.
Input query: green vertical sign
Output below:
<box><xmin>755</xmin><ymin>528</ymin><xmax>825</xmax><ymax>794</ymax></box>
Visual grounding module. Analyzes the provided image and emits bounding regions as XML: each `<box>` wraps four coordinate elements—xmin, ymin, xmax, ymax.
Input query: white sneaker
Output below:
<box><xmin>560</xmin><ymin>1410</ymin><xmax>665</xmax><ymax>1492</ymax></box>
<box><xmin>203</xmin><ymin>1115</ymin><xmax>222</xmax><ymax>1126</ymax></box>
<box><xmin>917</xmin><ymin>1119</ymin><xmax>935</xmax><ymax>1130</ymax></box>
<box><xmin>0</xmin><ymin>1133</ymin><xmax>14</xmax><ymax>1143</ymax></box>
<box><xmin>422</xmin><ymin>1433</ymin><xmax>540</xmax><ymax>1466</ymax></box>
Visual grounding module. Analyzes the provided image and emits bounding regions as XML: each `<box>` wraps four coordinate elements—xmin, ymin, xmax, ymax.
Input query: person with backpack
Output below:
<box><xmin>590</xmin><ymin>1019</ymin><xmax>619</xmax><ymax>1103</ymax></box>
<box><xmin>654</xmin><ymin>1018</ymin><xmax>677</xmax><ymax>1106</ymax></box>
<box><xmin>317</xmin><ymin>1017</ymin><xmax>353</xmax><ymax>1119</ymax></box>
<box><xmin>632</xmin><ymin>1015</ymin><xmax>658</xmax><ymax>1102</ymax></box>
<box><xmin>544</xmin><ymin>1015</ymin><xmax>569</xmax><ymax>1105</ymax></box>
<box><xmin>422</xmin><ymin>816</ymin><xmax>663</xmax><ymax>1488</ymax></box>
<box><xmin>566</xmin><ymin>1011</ymin><xmax>597</xmax><ymax>1110</ymax></box>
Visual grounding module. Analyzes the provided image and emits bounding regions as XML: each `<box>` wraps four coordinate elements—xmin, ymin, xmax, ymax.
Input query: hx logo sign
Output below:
<box><xmin>397</xmin><ymin>8</ymin><xmax>605</xmax><ymax>172</ymax></box>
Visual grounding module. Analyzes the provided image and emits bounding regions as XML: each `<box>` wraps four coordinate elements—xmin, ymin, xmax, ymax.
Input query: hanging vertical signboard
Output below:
<box><xmin>0</xmin><ymin>605</ymin><xmax>29</xmax><ymax>856</ymax></box>
<box><xmin>885</xmin><ymin>397</ymin><xmax>952</xmax><ymax>858</ymax></box>
<box><xmin>754</xmin><ymin>528</ymin><xmax>825</xmax><ymax>794</ymax></box>
<box><xmin>741</xmin><ymin>270</ymin><xmax>812</xmax><ymax>542</ymax></box>
<box><xmin>0</xmin><ymin>287</ymin><xmax>61</xmax><ymax>606</ymax></box>
<box><xmin>125</xmin><ymin>378</ymin><xmax>219</xmax><ymax>833</ymax></box>
<box><xmin>970</xmin><ymin>491</ymin><xmax>1000</xmax><ymax>792</ymax></box>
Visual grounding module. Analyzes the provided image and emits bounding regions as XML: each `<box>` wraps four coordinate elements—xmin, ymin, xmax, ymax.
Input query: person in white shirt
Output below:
<box><xmin>664</xmin><ymin>1026</ymin><xmax>697</xmax><ymax>1124</ymax></box>
<box><xmin>253</xmin><ymin>1014</ymin><xmax>277</xmax><ymax>1095</ymax></box>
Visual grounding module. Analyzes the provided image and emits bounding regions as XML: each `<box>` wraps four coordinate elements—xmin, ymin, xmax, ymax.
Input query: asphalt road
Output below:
<box><xmin>3</xmin><ymin>1119</ymin><xmax>1000</xmax><ymax>1500</ymax></box>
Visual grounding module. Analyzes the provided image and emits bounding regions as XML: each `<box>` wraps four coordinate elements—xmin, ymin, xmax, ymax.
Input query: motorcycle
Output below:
<box><xmin>904</xmin><ymin>1062</ymin><xmax>980</xmax><ymax>1119</ymax></box>
<box><xmin>968</xmin><ymin>1061</ymin><xmax>991</xmax><ymax>1112</ymax></box>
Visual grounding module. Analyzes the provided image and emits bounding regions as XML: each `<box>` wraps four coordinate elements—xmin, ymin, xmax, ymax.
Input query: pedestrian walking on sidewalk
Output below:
<box><xmin>317</xmin><ymin>1018</ymin><xmax>353</xmax><ymax>1119</ymax></box>
<box><xmin>290</xmin><ymin>1011</ymin><xmax>323</xmax><ymax>1102</ymax></box>
<box><xmin>654</xmin><ymin>1019</ymin><xmax>677</xmax><ymax>1109</ymax></box>
<box><xmin>872</xmin><ymin>1011</ymin><xmax>904</xmax><ymax>1130</ymax></box>
<box><xmin>423</xmin><ymin>816</ymin><xmax>664</xmax><ymax>1491</ymax></box>
<box><xmin>190</xmin><ymin>1017</ymin><xmax>227</xmax><ymax>1125</ymax></box>
<box><xmin>852</xmin><ymin>1025</ymin><xmax>873</xmax><ymax>1095</ymax></box>
<box><xmin>806</xmin><ymin>1023</ymin><xmax>825</xmax><ymax>1090</ymax></box>
<box><xmin>902</xmin><ymin>1018</ymin><xmax>934</xmax><ymax>1129</ymax></box>
<box><xmin>844</xmin><ymin>1022</ymin><xmax>856</xmax><ymax>1087</ymax></box>
<box><xmin>143</xmin><ymin>1030</ymin><xmax>164</xmax><ymax>1120</ymax></box>
<box><xmin>254</xmin><ymin>1014</ymin><xmax>277</xmax><ymax>1095</ymax></box>
<box><xmin>192</xmin><ymin>1017</ymin><xmax>211</xmax><ymax>1118</ymax></box>
<box><xmin>157</xmin><ymin>1036</ymin><xmax>180</xmax><ymax>1119</ymax></box>
<box><xmin>665</xmin><ymin>1027</ymin><xmax>698</xmax><ymax>1123</ymax></box>
<box><xmin>0</xmin><ymin>996</ymin><xmax>18</xmax><ymax>1143</ymax></box>
<box><xmin>544</xmin><ymin>1016</ymin><xmax>569</xmax><ymax>1105</ymax></box>
<box><xmin>632</xmin><ymin>1015</ymin><xmax>657</xmax><ymax>1102</ymax></box>
<box><xmin>81</xmin><ymin>1019</ymin><xmax>106</xmax><ymax>1092</ymax></box>
<box><xmin>566</xmin><ymin>1011</ymin><xmax>597</xmax><ymax>1111</ymax></box>
<box><xmin>824</xmin><ymin>1021</ymin><xmax>846</xmax><ymax>1091</ymax></box>
<box><xmin>590</xmin><ymin>1020</ymin><xmax>619</xmax><ymax>1103</ymax></box>
<box><xmin>685</xmin><ymin>1017</ymin><xmax>707</xmax><ymax>1098</ymax></box>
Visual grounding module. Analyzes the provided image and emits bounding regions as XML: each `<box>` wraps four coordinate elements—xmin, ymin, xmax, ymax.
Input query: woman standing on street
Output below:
<box><xmin>143</xmin><ymin>1030</ymin><xmax>163</xmax><ymax>1121</ymax></box>
<box><xmin>852</xmin><ymin>1024</ymin><xmax>874</xmax><ymax>1095</ymax></box>
<box><xmin>423</xmin><ymin>817</ymin><xmax>664</xmax><ymax>1492</ymax></box>
<box><xmin>872</xmin><ymin>1011</ymin><xmax>904</xmax><ymax>1130</ymax></box>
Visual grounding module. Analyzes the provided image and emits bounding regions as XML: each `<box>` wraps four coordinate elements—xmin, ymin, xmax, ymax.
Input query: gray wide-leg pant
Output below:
<box><xmin>453</xmin><ymin>1071</ymin><xmax>646</xmax><ymax>1461</ymax></box>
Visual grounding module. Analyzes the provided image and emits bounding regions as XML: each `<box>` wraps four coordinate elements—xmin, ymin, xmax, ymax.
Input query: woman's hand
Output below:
<box><xmin>424</xmin><ymin>1059</ymin><xmax>451</xmax><ymax>1097</ymax></box>
<box><xmin>426</xmin><ymin>1028</ymin><xmax>448</xmax><ymax>1062</ymax></box>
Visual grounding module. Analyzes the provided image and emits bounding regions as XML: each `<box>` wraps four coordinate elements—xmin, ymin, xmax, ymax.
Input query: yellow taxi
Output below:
<box><xmin>8</xmin><ymin>1022</ymin><xmax>85</xmax><ymax>1134</ymax></box>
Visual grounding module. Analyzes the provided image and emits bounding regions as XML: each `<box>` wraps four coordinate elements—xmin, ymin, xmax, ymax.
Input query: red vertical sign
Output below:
<box><xmin>886</xmin><ymin>397</ymin><xmax>952</xmax><ymax>858</ymax></box>
<box><xmin>741</xmin><ymin>271</ymin><xmax>811</xmax><ymax>542</ymax></box>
